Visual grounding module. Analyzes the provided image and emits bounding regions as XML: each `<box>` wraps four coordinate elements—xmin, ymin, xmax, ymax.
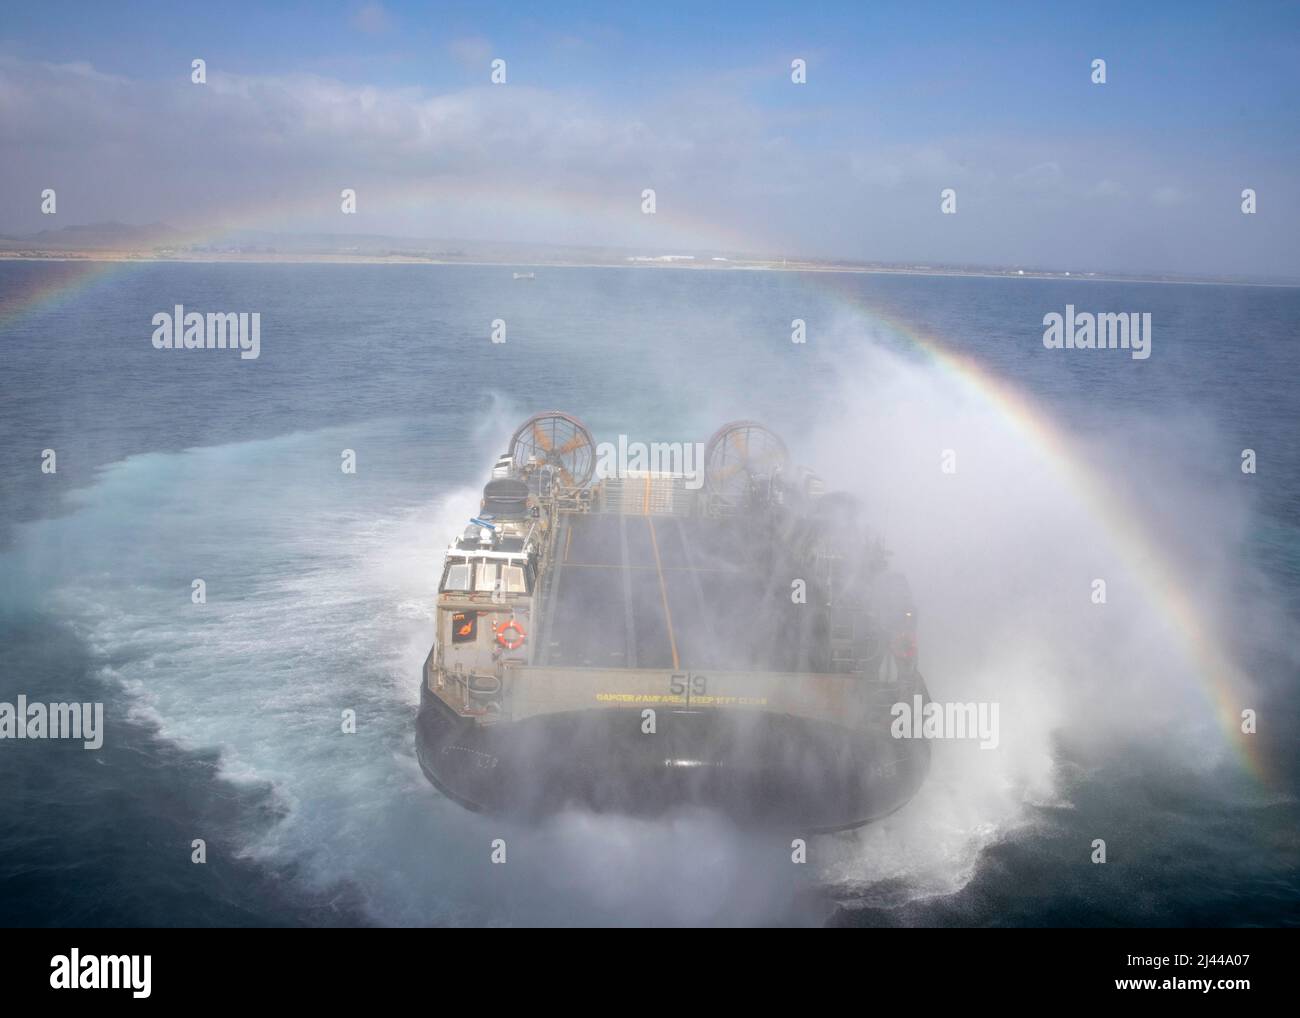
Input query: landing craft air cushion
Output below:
<box><xmin>415</xmin><ymin>412</ymin><xmax>932</xmax><ymax>830</ymax></box>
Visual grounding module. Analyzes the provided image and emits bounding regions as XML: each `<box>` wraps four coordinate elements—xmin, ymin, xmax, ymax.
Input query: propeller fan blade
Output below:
<box><xmin>558</xmin><ymin>431</ymin><xmax>586</xmax><ymax>454</ymax></box>
<box><xmin>729</xmin><ymin>429</ymin><xmax>750</xmax><ymax>461</ymax></box>
<box><xmin>533</xmin><ymin>422</ymin><xmax>553</xmax><ymax>452</ymax></box>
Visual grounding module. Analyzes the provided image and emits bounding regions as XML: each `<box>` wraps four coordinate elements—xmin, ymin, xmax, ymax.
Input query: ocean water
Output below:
<box><xmin>0</xmin><ymin>261</ymin><xmax>1296</xmax><ymax>927</ymax></box>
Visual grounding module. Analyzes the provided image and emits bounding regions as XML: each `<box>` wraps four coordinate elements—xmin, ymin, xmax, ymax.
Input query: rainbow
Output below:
<box><xmin>811</xmin><ymin>272</ymin><xmax>1269</xmax><ymax>784</ymax></box>
<box><xmin>1</xmin><ymin>180</ymin><xmax>759</xmax><ymax>329</ymax></box>
<box><xmin>0</xmin><ymin>259</ymin><xmax>124</xmax><ymax>326</ymax></box>
<box><xmin>0</xmin><ymin>206</ymin><xmax>1270</xmax><ymax>784</ymax></box>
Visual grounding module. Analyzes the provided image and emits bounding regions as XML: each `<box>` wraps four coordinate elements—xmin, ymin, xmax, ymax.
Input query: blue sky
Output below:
<box><xmin>3</xmin><ymin>1</ymin><xmax>1298</xmax><ymax>276</ymax></box>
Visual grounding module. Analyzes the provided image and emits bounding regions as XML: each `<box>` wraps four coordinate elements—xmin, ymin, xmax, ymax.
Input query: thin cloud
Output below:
<box><xmin>351</xmin><ymin>2</ymin><xmax>392</xmax><ymax>35</ymax></box>
<box><xmin>448</xmin><ymin>37</ymin><xmax>494</xmax><ymax>69</ymax></box>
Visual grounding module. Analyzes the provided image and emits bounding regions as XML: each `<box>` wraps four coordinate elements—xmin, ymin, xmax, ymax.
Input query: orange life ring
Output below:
<box><xmin>495</xmin><ymin>620</ymin><xmax>526</xmax><ymax>651</ymax></box>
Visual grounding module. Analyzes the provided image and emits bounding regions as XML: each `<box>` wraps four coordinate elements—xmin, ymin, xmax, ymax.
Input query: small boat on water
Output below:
<box><xmin>415</xmin><ymin>411</ymin><xmax>932</xmax><ymax>830</ymax></box>
<box><xmin>512</xmin><ymin>271</ymin><xmax>535</xmax><ymax>280</ymax></box>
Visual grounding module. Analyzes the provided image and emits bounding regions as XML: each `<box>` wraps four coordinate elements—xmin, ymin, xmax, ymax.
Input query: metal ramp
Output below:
<box><xmin>595</xmin><ymin>472</ymin><xmax>697</xmax><ymax>516</ymax></box>
<box><xmin>536</xmin><ymin>511</ymin><xmax>808</xmax><ymax>674</ymax></box>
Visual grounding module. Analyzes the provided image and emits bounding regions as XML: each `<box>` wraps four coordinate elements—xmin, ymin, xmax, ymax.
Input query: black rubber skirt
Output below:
<box><xmin>416</xmin><ymin>682</ymin><xmax>930</xmax><ymax>831</ymax></box>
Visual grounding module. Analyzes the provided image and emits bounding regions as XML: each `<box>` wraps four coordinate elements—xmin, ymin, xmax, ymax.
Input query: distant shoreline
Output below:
<box><xmin>0</xmin><ymin>250</ymin><xmax>1295</xmax><ymax>288</ymax></box>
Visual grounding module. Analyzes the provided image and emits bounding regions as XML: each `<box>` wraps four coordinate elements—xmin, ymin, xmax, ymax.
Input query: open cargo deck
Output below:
<box><xmin>536</xmin><ymin>511</ymin><xmax>799</xmax><ymax>673</ymax></box>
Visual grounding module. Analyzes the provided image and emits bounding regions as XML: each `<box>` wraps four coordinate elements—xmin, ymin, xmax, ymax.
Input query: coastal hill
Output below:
<box><xmin>0</xmin><ymin>222</ymin><xmax>1289</xmax><ymax>286</ymax></box>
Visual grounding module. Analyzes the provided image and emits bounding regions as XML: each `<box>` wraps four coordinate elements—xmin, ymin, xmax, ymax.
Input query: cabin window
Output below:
<box><xmin>500</xmin><ymin>565</ymin><xmax>527</xmax><ymax>594</ymax></box>
<box><xmin>475</xmin><ymin>562</ymin><xmax>499</xmax><ymax>592</ymax></box>
<box><xmin>441</xmin><ymin>561</ymin><xmax>472</xmax><ymax>592</ymax></box>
